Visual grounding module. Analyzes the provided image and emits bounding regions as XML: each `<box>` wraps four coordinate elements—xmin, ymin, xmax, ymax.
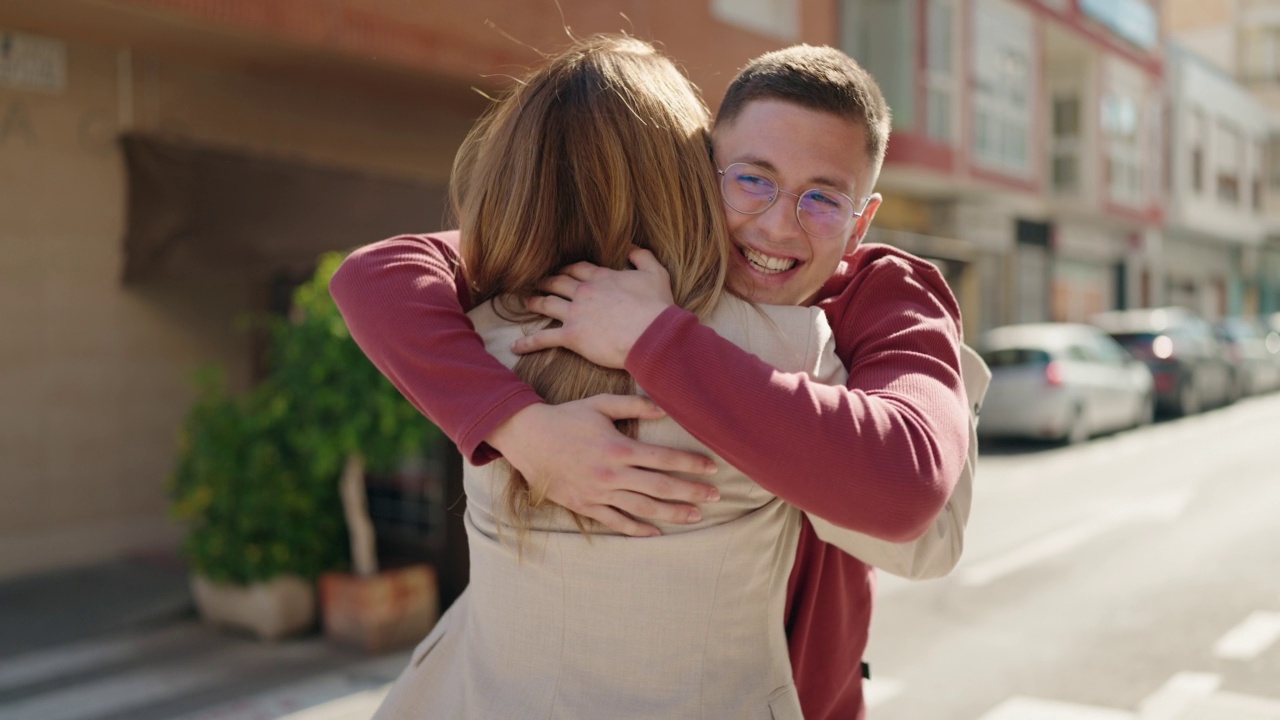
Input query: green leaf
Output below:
<box><xmin>168</xmin><ymin>250</ymin><xmax>447</xmax><ymax>584</ymax></box>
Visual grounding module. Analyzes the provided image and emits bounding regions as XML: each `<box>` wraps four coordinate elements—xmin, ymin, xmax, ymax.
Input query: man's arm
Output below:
<box><xmin>519</xmin><ymin>247</ymin><xmax>970</xmax><ymax>543</ymax></box>
<box><xmin>331</xmin><ymin>233</ymin><xmax>538</xmax><ymax>462</ymax></box>
<box><xmin>329</xmin><ymin>233</ymin><xmax>720</xmax><ymax>537</ymax></box>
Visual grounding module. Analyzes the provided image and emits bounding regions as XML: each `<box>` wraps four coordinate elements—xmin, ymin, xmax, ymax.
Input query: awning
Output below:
<box><xmin>120</xmin><ymin>133</ymin><xmax>449</xmax><ymax>282</ymax></box>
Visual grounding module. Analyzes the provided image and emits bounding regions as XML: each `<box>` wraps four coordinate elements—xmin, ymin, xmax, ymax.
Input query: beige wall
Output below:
<box><xmin>0</xmin><ymin>29</ymin><xmax>476</xmax><ymax>580</ymax></box>
<box><xmin>1</xmin><ymin>0</ymin><xmax>847</xmax><ymax>580</ymax></box>
<box><xmin>1164</xmin><ymin>0</ymin><xmax>1236</xmax><ymax>33</ymax></box>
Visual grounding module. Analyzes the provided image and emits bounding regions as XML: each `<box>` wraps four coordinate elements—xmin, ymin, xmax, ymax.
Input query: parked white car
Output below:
<box><xmin>977</xmin><ymin>323</ymin><xmax>1155</xmax><ymax>444</ymax></box>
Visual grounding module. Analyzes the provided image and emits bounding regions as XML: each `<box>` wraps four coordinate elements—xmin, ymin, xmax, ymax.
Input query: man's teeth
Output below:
<box><xmin>741</xmin><ymin>246</ymin><xmax>796</xmax><ymax>274</ymax></box>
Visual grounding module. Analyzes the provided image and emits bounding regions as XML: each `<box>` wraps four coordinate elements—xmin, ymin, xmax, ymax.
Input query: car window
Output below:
<box><xmin>1089</xmin><ymin>334</ymin><xmax>1130</xmax><ymax>366</ymax></box>
<box><xmin>981</xmin><ymin>348</ymin><xmax>1051</xmax><ymax>368</ymax></box>
<box><xmin>1110</xmin><ymin>332</ymin><xmax>1156</xmax><ymax>352</ymax></box>
<box><xmin>1066</xmin><ymin>344</ymin><xmax>1095</xmax><ymax>363</ymax></box>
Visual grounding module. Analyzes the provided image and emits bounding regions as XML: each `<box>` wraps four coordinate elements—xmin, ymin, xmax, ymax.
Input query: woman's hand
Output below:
<box><xmin>487</xmin><ymin>395</ymin><xmax>720</xmax><ymax>537</ymax></box>
<box><xmin>514</xmin><ymin>248</ymin><xmax>674</xmax><ymax>368</ymax></box>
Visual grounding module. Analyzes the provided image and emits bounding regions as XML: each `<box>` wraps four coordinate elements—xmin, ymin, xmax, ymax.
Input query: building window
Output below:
<box><xmin>1051</xmin><ymin>95</ymin><xmax>1080</xmax><ymax>193</ymax></box>
<box><xmin>1189</xmin><ymin>108</ymin><xmax>1205</xmax><ymax>193</ymax></box>
<box><xmin>1267</xmin><ymin>136</ymin><xmax>1280</xmax><ymax>189</ymax></box>
<box><xmin>1102</xmin><ymin>92</ymin><xmax>1142</xmax><ymax>205</ymax></box>
<box><xmin>1216</xmin><ymin>122</ymin><xmax>1241</xmax><ymax>205</ymax></box>
<box><xmin>1255</xmin><ymin>141</ymin><xmax>1265</xmax><ymax>211</ymax></box>
<box><xmin>971</xmin><ymin>0</ymin><xmax>1033</xmax><ymax>176</ymax></box>
<box><xmin>712</xmin><ymin>0</ymin><xmax>798</xmax><ymax>41</ymax></box>
<box><xmin>925</xmin><ymin>0</ymin><xmax>956</xmax><ymax>143</ymax></box>
<box><xmin>842</xmin><ymin>0</ymin><xmax>916</xmax><ymax>130</ymax></box>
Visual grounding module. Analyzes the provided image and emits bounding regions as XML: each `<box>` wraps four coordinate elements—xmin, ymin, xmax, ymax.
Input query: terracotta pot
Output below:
<box><xmin>319</xmin><ymin>564</ymin><xmax>439</xmax><ymax>653</ymax></box>
<box><xmin>190</xmin><ymin>574</ymin><xmax>316</xmax><ymax>640</ymax></box>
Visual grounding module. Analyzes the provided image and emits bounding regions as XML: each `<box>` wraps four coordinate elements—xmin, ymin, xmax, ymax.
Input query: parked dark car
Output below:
<box><xmin>1090</xmin><ymin>307</ymin><xmax>1236</xmax><ymax>416</ymax></box>
<box><xmin>1214</xmin><ymin>317</ymin><xmax>1280</xmax><ymax>396</ymax></box>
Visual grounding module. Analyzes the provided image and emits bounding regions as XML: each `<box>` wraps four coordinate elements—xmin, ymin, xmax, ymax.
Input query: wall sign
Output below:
<box><xmin>0</xmin><ymin>30</ymin><xmax>67</xmax><ymax>94</ymax></box>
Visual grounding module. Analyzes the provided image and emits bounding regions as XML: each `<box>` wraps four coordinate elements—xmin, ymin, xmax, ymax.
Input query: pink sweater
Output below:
<box><xmin>330</xmin><ymin>232</ymin><xmax>969</xmax><ymax>720</ymax></box>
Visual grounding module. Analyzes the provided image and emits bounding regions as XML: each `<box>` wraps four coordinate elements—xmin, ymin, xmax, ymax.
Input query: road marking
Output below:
<box><xmin>958</xmin><ymin>488</ymin><xmax>1193</xmax><ymax>588</ymax></box>
<box><xmin>0</xmin><ymin>637</ymin><xmax>336</xmax><ymax>720</ymax></box>
<box><xmin>173</xmin><ymin>653</ymin><xmax>407</xmax><ymax>720</ymax></box>
<box><xmin>1213</xmin><ymin>611</ymin><xmax>1280</xmax><ymax>661</ymax></box>
<box><xmin>1178</xmin><ymin>691</ymin><xmax>1280</xmax><ymax>718</ymax></box>
<box><xmin>863</xmin><ymin>677</ymin><xmax>903</xmax><ymax>708</ymax></box>
<box><xmin>0</xmin><ymin>646</ymin><xmax>245</xmax><ymax>720</ymax></box>
<box><xmin>277</xmin><ymin>686</ymin><xmax>392</xmax><ymax>720</ymax></box>
<box><xmin>0</xmin><ymin>624</ymin><xmax>204</xmax><ymax>693</ymax></box>
<box><xmin>1136</xmin><ymin>672</ymin><xmax>1222</xmax><ymax>720</ymax></box>
<box><xmin>978</xmin><ymin>696</ymin><xmax>1134</xmax><ymax>719</ymax></box>
<box><xmin>959</xmin><ymin>517</ymin><xmax>1118</xmax><ymax>587</ymax></box>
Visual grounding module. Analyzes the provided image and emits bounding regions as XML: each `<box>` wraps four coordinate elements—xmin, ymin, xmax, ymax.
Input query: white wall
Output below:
<box><xmin>1166</xmin><ymin>46</ymin><xmax>1267</xmax><ymax>245</ymax></box>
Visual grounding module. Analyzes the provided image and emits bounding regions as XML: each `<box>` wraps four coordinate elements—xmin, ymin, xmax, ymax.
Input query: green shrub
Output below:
<box><xmin>170</xmin><ymin>252</ymin><xmax>441</xmax><ymax>585</ymax></box>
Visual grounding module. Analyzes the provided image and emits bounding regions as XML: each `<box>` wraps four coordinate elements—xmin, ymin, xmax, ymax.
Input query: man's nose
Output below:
<box><xmin>757</xmin><ymin>194</ymin><xmax>804</xmax><ymax>242</ymax></box>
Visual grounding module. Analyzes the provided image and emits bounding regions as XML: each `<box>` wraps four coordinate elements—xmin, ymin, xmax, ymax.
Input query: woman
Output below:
<box><xmin>373</xmin><ymin>35</ymin><xmax>844</xmax><ymax>719</ymax></box>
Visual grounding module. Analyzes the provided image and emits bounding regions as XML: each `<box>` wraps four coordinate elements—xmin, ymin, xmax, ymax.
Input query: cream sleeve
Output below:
<box><xmin>804</xmin><ymin>344</ymin><xmax>990</xmax><ymax>579</ymax></box>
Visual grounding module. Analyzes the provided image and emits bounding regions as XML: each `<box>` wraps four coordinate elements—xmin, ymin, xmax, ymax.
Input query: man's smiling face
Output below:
<box><xmin>713</xmin><ymin>99</ymin><xmax>882</xmax><ymax>307</ymax></box>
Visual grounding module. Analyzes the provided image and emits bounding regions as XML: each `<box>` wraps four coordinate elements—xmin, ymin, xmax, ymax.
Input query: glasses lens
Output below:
<box><xmin>722</xmin><ymin>164</ymin><xmax>776</xmax><ymax>214</ymax></box>
<box><xmin>797</xmin><ymin>189</ymin><xmax>855</xmax><ymax>238</ymax></box>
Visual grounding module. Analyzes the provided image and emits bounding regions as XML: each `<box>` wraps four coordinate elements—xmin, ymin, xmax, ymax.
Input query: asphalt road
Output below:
<box><xmin>864</xmin><ymin>391</ymin><xmax>1280</xmax><ymax>719</ymax></box>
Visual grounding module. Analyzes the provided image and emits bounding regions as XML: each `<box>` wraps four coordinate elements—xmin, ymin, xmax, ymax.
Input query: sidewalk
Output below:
<box><xmin>0</xmin><ymin>557</ymin><xmax>408</xmax><ymax>720</ymax></box>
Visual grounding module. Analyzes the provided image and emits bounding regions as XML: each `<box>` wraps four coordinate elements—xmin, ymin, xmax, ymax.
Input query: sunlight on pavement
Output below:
<box><xmin>276</xmin><ymin>686</ymin><xmax>392</xmax><ymax>720</ymax></box>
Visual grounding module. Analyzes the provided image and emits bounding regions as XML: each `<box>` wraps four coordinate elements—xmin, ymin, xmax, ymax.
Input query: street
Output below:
<box><xmin>4</xmin><ymin>393</ymin><xmax>1278</xmax><ymax>720</ymax></box>
<box><xmin>864</xmin><ymin>391</ymin><xmax>1280</xmax><ymax>719</ymax></box>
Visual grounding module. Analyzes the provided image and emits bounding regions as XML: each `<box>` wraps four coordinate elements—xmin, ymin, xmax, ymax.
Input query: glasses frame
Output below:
<box><xmin>716</xmin><ymin>162</ymin><xmax>871</xmax><ymax>239</ymax></box>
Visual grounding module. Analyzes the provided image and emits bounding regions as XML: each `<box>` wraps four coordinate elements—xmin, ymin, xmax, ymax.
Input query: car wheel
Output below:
<box><xmin>1064</xmin><ymin>407</ymin><xmax>1089</xmax><ymax>445</ymax></box>
<box><xmin>1177</xmin><ymin>377</ymin><xmax>1200</xmax><ymax>417</ymax></box>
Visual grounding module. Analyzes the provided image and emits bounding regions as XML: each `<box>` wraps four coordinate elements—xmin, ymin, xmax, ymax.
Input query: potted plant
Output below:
<box><xmin>170</xmin><ymin>252</ymin><xmax>443</xmax><ymax>642</ymax></box>
<box><xmin>170</xmin><ymin>371</ymin><xmax>341</xmax><ymax>639</ymax></box>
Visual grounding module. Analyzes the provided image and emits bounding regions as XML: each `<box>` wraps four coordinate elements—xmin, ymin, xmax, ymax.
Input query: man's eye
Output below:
<box><xmin>804</xmin><ymin>191</ymin><xmax>842</xmax><ymax>210</ymax></box>
<box><xmin>735</xmin><ymin>175</ymin><xmax>774</xmax><ymax>193</ymax></box>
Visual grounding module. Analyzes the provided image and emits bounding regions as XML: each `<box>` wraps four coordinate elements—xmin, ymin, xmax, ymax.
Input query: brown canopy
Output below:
<box><xmin>120</xmin><ymin>133</ymin><xmax>448</xmax><ymax>282</ymax></box>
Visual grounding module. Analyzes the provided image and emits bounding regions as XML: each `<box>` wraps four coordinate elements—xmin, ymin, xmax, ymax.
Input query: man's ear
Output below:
<box><xmin>845</xmin><ymin>193</ymin><xmax>882</xmax><ymax>253</ymax></box>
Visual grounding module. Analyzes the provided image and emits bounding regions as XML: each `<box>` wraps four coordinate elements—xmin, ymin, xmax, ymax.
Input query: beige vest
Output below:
<box><xmin>374</xmin><ymin>296</ymin><xmax>845</xmax><ymax>720</ymax></box>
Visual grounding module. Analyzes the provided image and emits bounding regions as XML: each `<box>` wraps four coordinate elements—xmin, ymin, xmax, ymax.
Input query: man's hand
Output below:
<box><xmin>513</xmin><ymin>248</ymin><xmax>674</xmax><ymax>368</ymax></box>
<box><xmin>486</xmin><ymin>395</ymin><xmax>720</xmax><ymax>537</ymax></box>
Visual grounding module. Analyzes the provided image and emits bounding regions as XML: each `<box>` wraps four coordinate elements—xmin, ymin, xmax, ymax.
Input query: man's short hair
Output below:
<box><xmin>716</xmin><ymin>45</ymin><xmax>891</xmax><ymax>183</ymax></box>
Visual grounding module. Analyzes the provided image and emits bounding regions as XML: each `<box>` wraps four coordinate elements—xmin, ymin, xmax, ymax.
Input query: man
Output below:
<box><xmin>331</xmin><ymin>45</ymin><xmax>970</xmax><ymax>719</ymax></box>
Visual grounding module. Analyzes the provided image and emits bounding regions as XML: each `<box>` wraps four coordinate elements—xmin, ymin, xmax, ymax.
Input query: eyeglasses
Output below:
<box><xmin>717</xmin><ymin>162</ymin><xmax>868</xmax><ymax>239</ymax></box>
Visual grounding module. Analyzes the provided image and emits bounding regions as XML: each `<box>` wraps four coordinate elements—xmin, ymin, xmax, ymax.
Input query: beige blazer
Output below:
<box><xmin>374</xmin><ymin>296</ymin><xmax>845</xmax><ymax>720</ymax></box>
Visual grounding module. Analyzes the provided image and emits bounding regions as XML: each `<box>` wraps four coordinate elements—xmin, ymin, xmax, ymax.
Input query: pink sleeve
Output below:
<box><xmin>329</xmin><ymin>232</ymin><xmax>543</xmax><ymax>464</ymax></box>
<box><xmin>625</xmin><ymin>255</ymin><xmax>969</xmax><ymax>543</ymax></box>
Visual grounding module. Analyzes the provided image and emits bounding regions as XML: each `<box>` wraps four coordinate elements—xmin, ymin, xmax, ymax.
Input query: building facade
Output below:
<box><xmin>19</xmin><ymin>0</ymin><xmax>1265</xmax><ymax>582</ymax></box>
<box><xmin>1163</xmin><ymin>44</ymin><xmax>1267</xmax><ymax>318</ymax></box>
<box><xmin>0</xmin><ymin>0</ymin><xmax>844</xmax><ymax>580</ymax></box>
<box><xmin>1166</xmin><ymin>0</ymin><xmax>1280</xmax><ymax>314</ymax></box>
<box><xmin>840</xmin><ymin>0</ymin><xmax>1165</xmax><ymax>335</ymax></box>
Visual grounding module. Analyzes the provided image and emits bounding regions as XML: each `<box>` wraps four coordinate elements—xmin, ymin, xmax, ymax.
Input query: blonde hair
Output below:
<box><xmin>451</xmin><ymin>35</ymin><xmax>730</xmax><ymax>534</ymax></box>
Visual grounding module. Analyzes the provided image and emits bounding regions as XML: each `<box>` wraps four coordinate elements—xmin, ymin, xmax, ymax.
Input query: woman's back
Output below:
<box><xmin>374</xmin><ymin>296</ymin><xmax>846</xmax><ymax>720</ymax></box>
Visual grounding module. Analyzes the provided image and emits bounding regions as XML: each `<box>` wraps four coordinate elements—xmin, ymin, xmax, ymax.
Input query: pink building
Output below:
<box><xmin>842</xmin><ymin>0</ymin><xmax>1164</xmax><ymax>333</ymax></box>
